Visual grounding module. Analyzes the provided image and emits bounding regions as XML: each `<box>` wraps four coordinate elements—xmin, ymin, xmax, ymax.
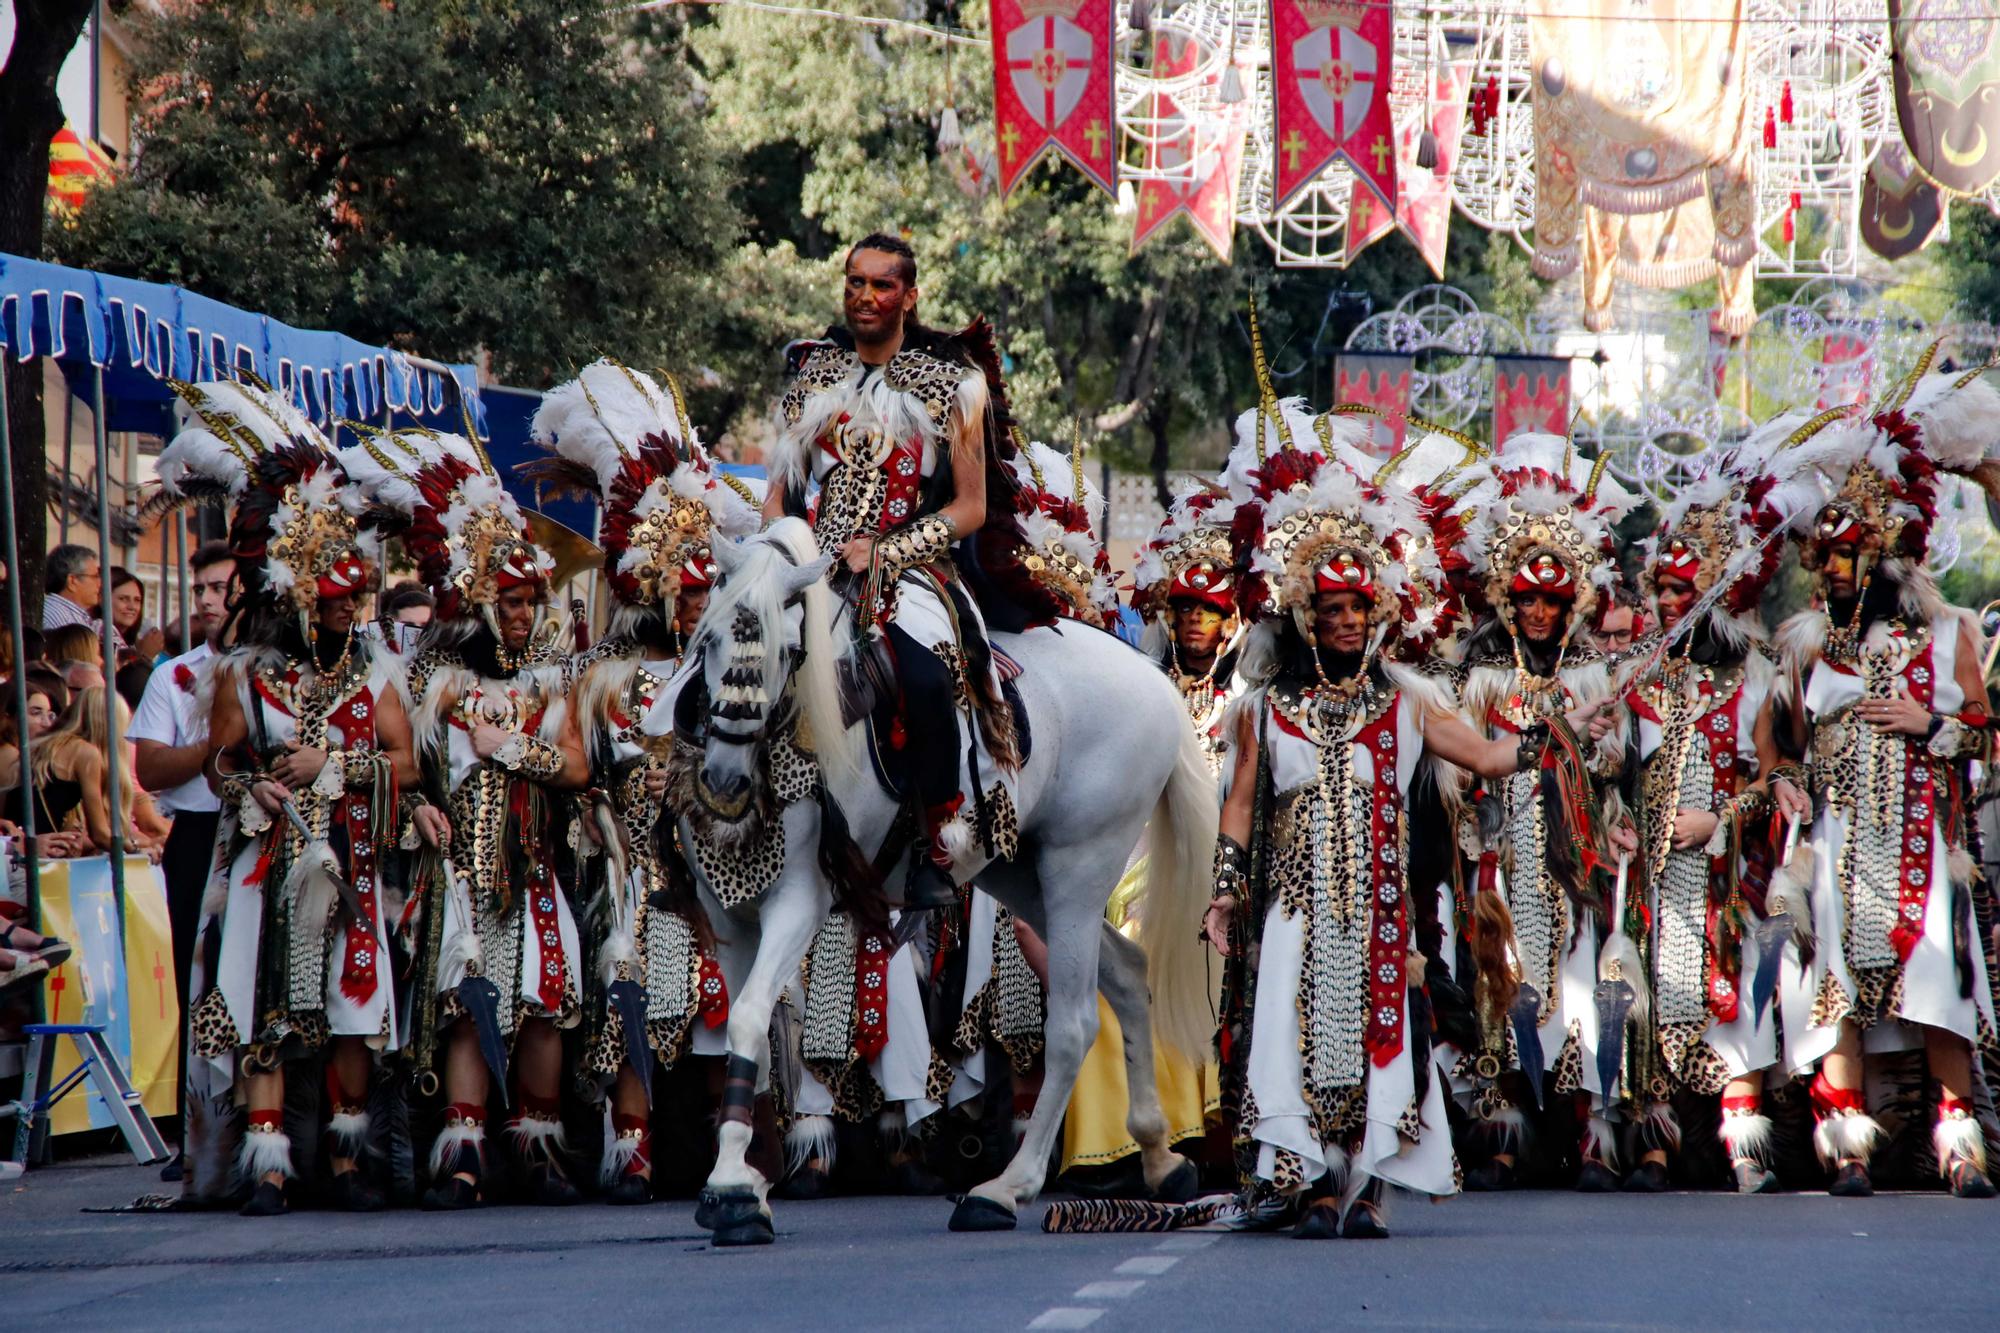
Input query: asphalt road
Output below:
<box><xmin>6</xmin><ymin>1155</ymin><xmax>1998</xmax><ymax>1331</ymax></box>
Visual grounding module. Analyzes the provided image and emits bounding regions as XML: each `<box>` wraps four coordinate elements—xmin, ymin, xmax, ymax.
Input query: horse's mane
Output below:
<box><xmin>695</xmin><ymin>516</ymin><xmax>861</xmax><ymax>795</ymax></box>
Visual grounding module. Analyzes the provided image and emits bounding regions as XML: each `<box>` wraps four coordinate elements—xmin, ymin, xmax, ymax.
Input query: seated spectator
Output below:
<box><xmin>102</xmin><ymin>566</ymin><xmax>166</xmax><ymax>667</ymax></box>
<box><xmin>45</xmin><ymin>623</ymin><xmax>106</xmax><ymax>691</ymax></box>
<box><xmin>3</xmin><ymin>686</ymin><xmax>163</xmax><ymax>855</ymax></box>
<box><xmin>0</xmin><ymin>680</ymin><xmax>88</xmax><ymax>860</ymax></box>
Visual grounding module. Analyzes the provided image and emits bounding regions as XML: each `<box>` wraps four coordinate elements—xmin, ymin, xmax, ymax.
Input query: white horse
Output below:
<box><xmin>668</xmin><ymin>518</ymin><xmax>1217</xmax><ymax>1243</ymax></box>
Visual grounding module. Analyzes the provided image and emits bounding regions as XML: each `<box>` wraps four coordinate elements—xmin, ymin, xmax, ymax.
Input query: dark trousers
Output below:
<box><xmin>161</xmin><ymin>809</ymin><xmax>220</xmax><ymax>1123</ymax></box>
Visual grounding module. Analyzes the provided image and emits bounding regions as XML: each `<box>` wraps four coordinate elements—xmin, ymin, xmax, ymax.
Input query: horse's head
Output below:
<box><xmin>688</xmin><ymin>517</ymin><xmax>853</xmax><ymax>816</ymax></box>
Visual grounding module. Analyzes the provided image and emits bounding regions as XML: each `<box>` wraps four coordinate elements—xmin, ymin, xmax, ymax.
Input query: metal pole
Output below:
<box><xmin>176</xmin><ymin>509</ymin><xmax>191</xmax><ymax>654</ymax></box>
<box><xmin>0</xmin><ymin>361</ymin><xmax>43</xmax><ymax>1020</ymax></box>
<box><xmin>91</xmin><ymin>368</ymin><xmax>127</xmax><ymax>905</ymax></box>
<box><xmin>60</xmin><ymin>394</ymin><xmax>74</xmax><ymax>543</ymax></box>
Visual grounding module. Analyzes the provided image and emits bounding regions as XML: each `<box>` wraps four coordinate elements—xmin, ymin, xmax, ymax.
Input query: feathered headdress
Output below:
<box><xmin>1634</xmin><ymin>425</ymin><xmax>1800</xmax><ymax>649</ymax></box>
<box><xmin>522</xmin><ymin>360</ymin><xmax>757</xmax><ymax>633</ymax></box>
<box><xmin>156</xmin><ymin>379</ymin><xmax>374</xmax><ymax>632</ymax></box>
<box><xmin>1004</xmin><ymin>429</ymin><xmax>1119</xmax><ymax>628</ymax></box>
<box><xmin>337</xmin><ymin>424</ymin><xmax>552</xmax><ymax>626</ymax></box>
<box><xmin>1769</xmin><ymin>345</ymin><xmax>2000</xmax><ymax>622</ymax></box>
<box><xmin>1447</xmin><ymin>432</ymin><xmax>1638</xmax><ymax>642</ymax></box>
<box><xmin>1132</xmin><ymin>483</ymin><xmax>1238</xmax><ymax>622</ymax></box>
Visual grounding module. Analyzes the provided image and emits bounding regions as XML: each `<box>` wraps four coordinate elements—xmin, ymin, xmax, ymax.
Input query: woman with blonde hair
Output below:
<box><xmin>26</xmin><ymin>687</ymin><xmax>168</xmax><ymax>856</ymax></box>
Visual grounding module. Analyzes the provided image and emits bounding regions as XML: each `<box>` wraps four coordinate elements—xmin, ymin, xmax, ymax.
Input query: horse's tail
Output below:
<box><xmin>1135</xmin><ymin>719</ymin><xmax>1220</xmax><ymax>1065</ymax></box>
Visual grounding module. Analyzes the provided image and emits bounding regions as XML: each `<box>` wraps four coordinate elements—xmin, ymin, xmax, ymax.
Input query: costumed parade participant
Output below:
<box><xmin>338</xmin><ymin>425</ymin><xmax>589</xmax><ymax>1209</ymax></box>
<box><xmin>758</xmin><ymin>232</ymin><xmax>1033</xmax><ymax>1198</ymax></box>
<box><xmin>1134</xmin><ymin>482</ymin><xmax>1242</xmax><ymax>770</ymax></box>
<box><xmin>1619</xmin><ymin>440</ymin><xmax>1801</xmax><ymax>1192</ymax></box>
<box><xmin>162</xmin><ymin>380</ymin><xmax>417</xmax><ymax>1216</ymax></box>
<box><xmin>1201</xmin><ymin>362</ymin><xmax>1618</xmax><ymax>1237</ymax></box>
<box><xmin>764</xmin><ymin>231</ymin><xmax>1017</xmax><ymax>911</ymax></box>
<box><xmin>526</xmin><ymin>360</ymin><xmax>760</xmax><ymax>1203</ymax></box>
<box><xmin>1442</xmin><ymin>430</ymin><xmax>1637</xmax><ymax>1191</ymax></box>
<box><xmin>1770</xmin><ymin>355</ymin><xmax>2000</xmax><ymax>1198</ymax></box>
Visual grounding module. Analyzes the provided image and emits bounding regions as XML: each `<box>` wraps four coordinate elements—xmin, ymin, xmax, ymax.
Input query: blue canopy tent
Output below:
<box><xmin>0</xmin><ymin>252</ymin><xmax>488</xmax><ymax>1019</ymax></box>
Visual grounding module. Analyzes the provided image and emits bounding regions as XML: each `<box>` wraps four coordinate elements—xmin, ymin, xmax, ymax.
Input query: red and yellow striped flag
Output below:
<box><xmin>47</xmin><ymin>123</ymin><xmax>114</xmax><ymax>215</ymax></box>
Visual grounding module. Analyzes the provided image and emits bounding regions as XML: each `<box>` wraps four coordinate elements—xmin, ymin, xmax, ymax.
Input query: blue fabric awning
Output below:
<box><xmin>0</xmin><ymin>253</ymin><xmax>483</xmax><ymax>438</ymax></box>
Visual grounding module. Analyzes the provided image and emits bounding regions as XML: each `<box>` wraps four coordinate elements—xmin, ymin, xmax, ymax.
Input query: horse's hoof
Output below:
<box><xmin>948</xmin><ymin>1194</ymin><xmax>1018</xmax><ymax>1232</ymax></box>
<box><xmin>712</xmin><ymin>1212</ymin><xmax>776</xmax><ymax>1247</ymax></box>
<box><xmin>1151</xmin><ymin>1160</ymin><xmax>1199</xmax><ymax>1204</ymax></box>
<box><xmin>699</xmin><ymin>1187</ymin><xmax>765</xmax><ymax>1236</ymax></box>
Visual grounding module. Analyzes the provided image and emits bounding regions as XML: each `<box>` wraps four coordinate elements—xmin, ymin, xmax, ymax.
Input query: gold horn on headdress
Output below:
<box><xmin>1247</xmin><ymin>293</ymin><xmax>1294</xmax><ymax>462</ymax></box>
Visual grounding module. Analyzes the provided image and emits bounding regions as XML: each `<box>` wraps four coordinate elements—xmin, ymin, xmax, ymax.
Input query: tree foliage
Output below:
<box><xmin>54</xmin><ymin>1</ymin><xmax>739</xmax><ymax>388</ymax></box>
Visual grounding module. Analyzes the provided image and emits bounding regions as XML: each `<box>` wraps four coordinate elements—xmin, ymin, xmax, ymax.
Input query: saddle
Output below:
<box><xmin>840</xmin><ymin>629</ymin><xmax>1031</xmax><ymax>805</ymax></box>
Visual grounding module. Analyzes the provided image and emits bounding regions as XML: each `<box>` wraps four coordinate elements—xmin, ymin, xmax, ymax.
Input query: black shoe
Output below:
<box><xmin>1733</xmin><ymin>1160</ymin><xmax>1780</xmax><ymax>1194</ymax></box>
<box><xmin>328</xmin><ymin>1169</ymin><xmax>386</xmax><ymax>1212</ymax></box>
<box><xmin>1575</xmin><ymin>1161</ymin><xmax>1620</xmax><ymax>1193</ymax></box>
<box><xmin>1292</xmin><ymin>1199</ymin><xmax>1341</xmax><ymax>1239</ymax></box>
<box><xmin>603</xmin><ymin>1173</ymin><xmax>653</xmax><ymax>1206</ymax></box>
<box><xmin>528</xmin><ymin>1162</ymin><xmax>582</xmax><ymax>1206</ymax></box>
<box><xmin>1949</xmin><ymin>1160</ymin><xmax>1997</xmax><ymax>1199</ymax></box>
<box><xmin>421</xmin><ymin>1175</ymin><xmax>482</xmax><ymax>1211</ymax></box>
<box><xmin>1462</xmin><ymin>1158</ymin><xmax>1518</xmax><ymax>1192</ymax></box>
<box><xmin>901</xmin><ymin>860</ymin><xmax>959</xmax><ymax>914</ymax></box>
<box><xmin>1341</xmin><ymin>1200</ymin><xmax>1389</xmax><ymax>1239</ymax></box>
<box><xmin>1828</xmin><ymin>1161</ymin><xmax>1873</xmax><ymax>1197</ymax></box>
<box><xmin>1622</xmin><ymin>1161</ymin><xmax>1670</xmax><ymax>1193</ymax></box>
<box><xmin>885</xmin><ymin>1156</ymin><xmax>946</xmax><ymax>1197</ymax></box>
<box><xmin>239</xmin><ymin>1180</ymin><xmax>288</xmax><ymax>1217</ymax></box>
<box><xmin>159</xmin><ymin>1154</ymin><xmax>184</xmax><ymax>1183</ymax></box>
<box><xmin>773</xmin><ymin>1164</ymin><xmax>830</xmax><ymax>1201</ymax></box>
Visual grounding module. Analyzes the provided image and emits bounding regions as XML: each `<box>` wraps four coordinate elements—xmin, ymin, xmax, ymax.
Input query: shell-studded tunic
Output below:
<box><xmin>187</xmin><ymin>642</ymin><xmax>405</xmax><ymax>1074</ymax></box>
<box><xmin>1461</xmin><ymin>651</ymin><xmax>1621</xmax><ymax>1098</ymax></box>
<box><xmin>1227</xmin><ymin>677</ymin><xmax>1457</xmax><ymax>1197</ymax></box>
<box><xmin>1782</xmin><ymin>614</ymin><xmax>1997</xmax><ymax>1072</ymax></box>
<box><xmin>1628</xmin><ymin>651</ymin><xmax>1779</xmax><ymax>1093</ymax></box>
<box><xmin>411</xmin><ymin>644</ymin><xmax>583</xmax><ymax>1040</ymax></box>
<box><xmin>573</xmin><ymin>641</ymin><xmax>728</xmax><ymax>1082</ymax></box>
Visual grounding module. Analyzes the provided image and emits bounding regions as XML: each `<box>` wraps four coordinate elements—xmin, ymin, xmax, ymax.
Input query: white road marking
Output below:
<box><xmin>1074</xmin><ymin>1279</ymin><xmax>1146</xmax><ymax>1299</ymax></box>
<box><xmin>1113</xmin><ymin>1255</ymin><xmax>1179</xmax><ymax>1276</ymax></box>
<box><xmin>1153</xmin><ymin>1233</ymin><xmax>1221</xmax><ymax>1252</ymax></box>
<box><xmin>1027</xmin><ymin>1309</ymin><xmax>1105</xmax><ymax>1330</ymax></box>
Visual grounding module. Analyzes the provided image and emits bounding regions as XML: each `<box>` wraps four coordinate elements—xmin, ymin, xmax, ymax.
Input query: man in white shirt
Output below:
<box><xmin>129</xmin><ymin>541</ymin><xmax>235</xmax><ymax>1163</ymax></box>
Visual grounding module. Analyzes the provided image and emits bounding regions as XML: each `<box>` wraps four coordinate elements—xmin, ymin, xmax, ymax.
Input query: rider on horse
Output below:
<box><xmin>762</xmin><ymin>232</ymin><xmax>1020</xmax><ymax>916</ymax></box>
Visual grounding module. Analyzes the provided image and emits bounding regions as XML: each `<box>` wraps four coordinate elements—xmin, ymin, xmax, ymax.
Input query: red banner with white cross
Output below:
<box><xmin>991</xmin><ymin>0</ymin><xmax>1118</xmax><ymax>199</ymax></box>
<box><xmin>1269</xmin><ymin>0</ymin><xmax>1397</xmax><ymax>212</ymax></box>
<box><xmin>1345</xmin><ymin>60</ymin><xmax>1471</xmax><ymax>277</ymax></box>
<box><xmin>1131</xmin><ymin>32</ymin><xmax>1248</xmax><ymax>260</ymax></box>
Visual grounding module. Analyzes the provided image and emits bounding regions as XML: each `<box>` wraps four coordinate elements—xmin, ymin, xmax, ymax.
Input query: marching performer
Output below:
<box><xmin>526</xmin><ymin>361</ymin><xmax>759</xmax><ymax>1203</ymax></box>
<box><xmin>162</xmin><ymin>380</ymin><xmax>417</xmax><ymax>1216</ymax></box>
<box><xmin>338</xmin><ymin>425</ymin><xmax>588</xmax><ymax>1209</ymax></box>
<box><xmin>1134</xmin><ymin>484</ymin><xmax>1242</xmax><ymax>769</ymax></box>
<box><xmin>1443</xmin><ymin>432</ymin><xmax>1637</xmax><ymax>1191</ymax></box>
<box><xmin>1770</xmin><ymin>357</ymin><xmax>2000</xmax><ymax>1198</ymax></box>
<box><xmin>1202</xmin><ymin>393</ymin><xmax>1615</xmax><ymax>1238</ymax></box>
<box><xmin>1620</xmin><ymin>443</ymin><xmax>1800</xmax><ymax>1192</ymax></box>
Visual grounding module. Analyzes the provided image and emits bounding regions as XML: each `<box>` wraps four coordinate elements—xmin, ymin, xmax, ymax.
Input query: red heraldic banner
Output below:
<box><xmin>992</xmin><ymin>0</ymin><xmax>1118</xmax><ymax>199</ymax></box>
<box><xmin>1333</xmin><ymin>352</ymin><xmax>1414</xmax><ymax>456</ymax></box>
<box><xmin>1345</xmin><ymin>61</ymin><xmax>1471</xmax><ymax>276</ymax></box>
<box><xmin>1133</xmin><ymin>33</ymin><xmax>1249</xmax><ymax>260</ymax></box>
<box><xmin>1492</xmin><ymin>355</ymin><xmax>1571</xmax><ymax>441</ymax></box>
<box><xmin>1269</xmin><ymin>0</ymin><xmax>1397</xmax><ymax>212</ymax></box>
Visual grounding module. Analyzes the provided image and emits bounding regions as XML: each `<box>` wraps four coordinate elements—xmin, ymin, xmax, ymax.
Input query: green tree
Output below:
<box><xmin>54</xmin><ymin>1</ymin><xmax>739</xmax><ymax>389</ymax></box>
<box><xmin>690</xmin><ymin>1</ymin><xmax>1536</xmax><ymax>489</ymax></box>
<box><xmin>0</xmin><ymin>0</ymin><xmax>98</xmax><ymax>619</ymax></box>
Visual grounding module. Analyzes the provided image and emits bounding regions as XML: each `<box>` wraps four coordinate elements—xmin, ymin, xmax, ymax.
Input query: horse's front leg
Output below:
<box><xmin>700</xmin><ymin>812</ymin><xmax>831</xmax><ymax>1245</ymax></box>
